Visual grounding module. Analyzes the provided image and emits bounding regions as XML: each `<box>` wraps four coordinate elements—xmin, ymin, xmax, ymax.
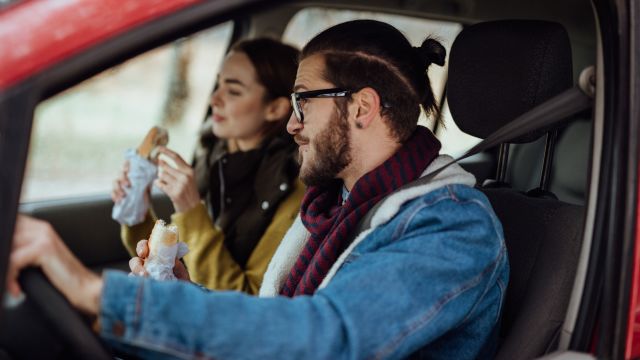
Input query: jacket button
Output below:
<box><xmin>226</xmin><ymin>197</ymin><xmax>232</xmax><ymax>204</ymax></box>
<box><xmin>221</xmin><ymin>157</ymin><xmax>228</xmax><ymax>164</ymax></box>
<box><xmin>261</xmin><ymin>201</ymin><xmax>270</xmax><ymax>210</ymax></box>
<box><xmin>279</xmin><ymin>182</ymin><xmax>288</xmax><ymax>191</ymax></box>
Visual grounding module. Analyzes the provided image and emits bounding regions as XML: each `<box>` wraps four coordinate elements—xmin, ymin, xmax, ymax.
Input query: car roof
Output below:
<box><xmin>0</xmin><ymin>0</ymin><xmax>595</xmax><ymax>93</ymax></box>
<box><xmin>0</xmin><ymin>0</ymin><xmax>202</xmax><ymax>90</ymax></box>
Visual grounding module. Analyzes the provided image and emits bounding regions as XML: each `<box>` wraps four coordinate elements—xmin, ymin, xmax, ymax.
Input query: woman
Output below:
<box><xmin>112</xmin><ymin>38</ymin><xmax>304</xmax><ymax>294</ymax></box>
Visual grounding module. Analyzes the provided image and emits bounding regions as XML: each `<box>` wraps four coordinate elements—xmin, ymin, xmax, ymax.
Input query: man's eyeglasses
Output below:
<box><xmin>290</xmin><ymin>88</ymin><xmax>352</xmax><ymax>123</ymax></box>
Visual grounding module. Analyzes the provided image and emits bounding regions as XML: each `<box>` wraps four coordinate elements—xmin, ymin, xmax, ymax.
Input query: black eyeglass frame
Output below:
<box><xmin>290</xmin><ymin>87</ymin><xmax>352</xmax><ymax>123</ymax></box>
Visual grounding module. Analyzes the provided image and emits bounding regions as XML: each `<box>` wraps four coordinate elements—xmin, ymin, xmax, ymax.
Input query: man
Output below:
<box><xmin>9</xmin><ymin>20</ymin><xmax>508</xmax><ymax>359</ymax></box>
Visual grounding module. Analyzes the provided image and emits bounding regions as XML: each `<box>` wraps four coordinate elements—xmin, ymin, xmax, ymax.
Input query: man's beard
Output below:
<box><xmin>298</xmin><ymin>108</ymin><xmax>352</xmax><ymax>187</ymax></box>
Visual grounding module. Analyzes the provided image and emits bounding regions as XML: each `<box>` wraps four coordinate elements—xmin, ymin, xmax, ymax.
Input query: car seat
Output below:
<box><xmin>447</xmin><ymin>20</ymin><xmax>586</xmax><ymax>359</ymax></box>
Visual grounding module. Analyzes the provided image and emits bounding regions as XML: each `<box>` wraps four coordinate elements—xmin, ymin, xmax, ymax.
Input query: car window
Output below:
<box><xmin>283</xmin><ymin>8</ymin><xmax>478</xmax><ymax>157</ymax></box>
<box><xmin>20</xmin><ymin>22</ymin><xmax>233</xmax><ymax>202</ymax></box>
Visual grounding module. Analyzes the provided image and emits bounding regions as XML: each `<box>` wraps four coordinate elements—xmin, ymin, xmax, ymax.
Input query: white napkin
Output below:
<box><xmin>144</xmin><ymin>241</ymin><xmax>190</xmax><ymax>280</ymax></box>
<box><xmin>111</xmin><ymin>149</ymin><xmax>158</xmax><ymax>226</ymax></box>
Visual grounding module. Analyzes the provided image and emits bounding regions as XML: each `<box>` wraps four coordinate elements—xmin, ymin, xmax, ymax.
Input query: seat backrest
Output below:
<box><xmin>508</xmin><ymin>119</ymin><xmax>592</xmax><ymax>205</ymax></box>
<box><xmin>446</xmin><ymin>20</ymin><xmax>585</xmax><ymax>358</ymax></box>
<box><xmin>483</xmin><ymin>188</ymin><xmax>583</xmax><ymax>359</ymax></box>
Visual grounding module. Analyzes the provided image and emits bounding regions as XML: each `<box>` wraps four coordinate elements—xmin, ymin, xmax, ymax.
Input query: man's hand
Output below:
<box><xmin>8</xmin><ymin>215</ymin><xmax>103</xmax><ymax>316</ymax></box>
<box><xmin>128</xmin><ymin>239</ymin><xmax>190</xmax><ymax>281</ymax></box>
<box><xmin>154</xmin><ymin>147</ymin><xmax>201</xmax><ymax>213</ymax></box>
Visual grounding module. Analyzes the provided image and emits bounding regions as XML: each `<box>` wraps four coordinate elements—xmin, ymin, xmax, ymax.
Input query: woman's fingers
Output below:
<box><xmin>157</xmin><ymin>147</ymin><xmax>191</xmax><ymax>172</ymax></box>
<box><xmin>158</xmin><ymin>159</ymin><xmax>183</xmax><ymax>179</ymax></box>
<box><xmin>119</xmin><ymin>160</ymin><xmax>131</xmax><ymax>188</ymax></box>
<box><xmin>112</xmin><ymin>180</ymin><xmax>125</xmax><ymax>202</ymax></box>
<box><xmin>155</xmin><ymin>155</ymin><xmax>199</xmax><ymax>213</ymax></box>
<box><xmin>111</xmin><ymin>160</ymin><xmax>132</xmax><ymax>202</ymax></box>
<box><xmin>121</xmin><ymin>165</ymin><xmax>130</xmax><ymax>188</ymax></box>
<box><xmin>158</xmin><ymin>160</ymin><xmax>194</xmax><ymax>193</ymax></box>
<box><xmin>155</xmin><ymin>164</ymin><xmax>179</xmax><ymax>197</ymax></box>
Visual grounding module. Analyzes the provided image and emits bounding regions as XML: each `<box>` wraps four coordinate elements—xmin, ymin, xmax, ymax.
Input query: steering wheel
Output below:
<box><xmin>18</xmin><ymin>268</ymin><xmax>112</xmax><ymax>360</ymax></box>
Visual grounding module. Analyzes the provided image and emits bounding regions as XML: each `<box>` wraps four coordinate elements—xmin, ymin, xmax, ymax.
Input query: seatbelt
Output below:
<box><xmin>354</xmin><ymin>66</ymin><xmax>596</xmax><ymax>233</ymax></box>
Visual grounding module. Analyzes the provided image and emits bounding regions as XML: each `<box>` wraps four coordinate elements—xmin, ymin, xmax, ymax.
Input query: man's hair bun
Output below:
<box><xmin>414</xmin><ymin>38</ymin><xmax>446</xmax><ymax>67</ymax></box>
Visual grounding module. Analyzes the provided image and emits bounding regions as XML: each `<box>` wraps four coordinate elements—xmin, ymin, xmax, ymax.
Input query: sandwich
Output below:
<box><xmin>148</xmin><ymin>219</ymin><xmax>178</xmax><ymax>258</ymax></box>
<box><xmin>137</xmin><ymin>126</ymin><xmax>169</xmax><ymax>161</ymax></box>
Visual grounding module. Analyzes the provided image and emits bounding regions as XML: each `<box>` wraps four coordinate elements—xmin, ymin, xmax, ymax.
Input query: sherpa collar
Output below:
<box><xmin>259</xmin><ymin>154</ymin><xmax>477</xmax><ymax>297</ymax></box>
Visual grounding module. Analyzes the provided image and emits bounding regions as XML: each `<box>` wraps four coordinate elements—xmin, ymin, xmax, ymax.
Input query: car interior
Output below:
<box><xmin>446</xmin><ymin>19</ymin><xmax>587</xmax><ymax>359</ymax></box>
<box><xmin>1</xmin><ymin>0</ymin><xmax>602</xmax><ymax>358</ymax></box>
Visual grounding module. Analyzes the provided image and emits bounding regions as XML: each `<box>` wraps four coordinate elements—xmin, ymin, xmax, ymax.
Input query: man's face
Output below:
<box><xmin>287</xmin><ymin>54</ymin><xmax>352</xmax><ymax>187</ymax></box>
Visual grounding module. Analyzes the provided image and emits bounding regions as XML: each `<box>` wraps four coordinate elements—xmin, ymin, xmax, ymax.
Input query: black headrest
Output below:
<box><xmin>448</xmin><ymin>20</ymin><xmax>573</xmax><ymax>143</ymax></box>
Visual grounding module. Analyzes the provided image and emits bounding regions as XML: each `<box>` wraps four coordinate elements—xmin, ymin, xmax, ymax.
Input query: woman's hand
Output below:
<box><xmin>111</xmin><ymin>160</ymin><xmax>130</xmax><ymax>203</ymax></box>
<box><xmin>128</xmin><ymin>239</ymin><xmax>190</xmax><ymax>281</ymax></box>
<box><xmin>154</xmin><ymin>147</ymin><xmax>201</xmax><ymax>213</ymax></box>
<box><xmin>8</xmin><ymin>215</ymin><xmax>103</xmax><ymax>316</ymax></box>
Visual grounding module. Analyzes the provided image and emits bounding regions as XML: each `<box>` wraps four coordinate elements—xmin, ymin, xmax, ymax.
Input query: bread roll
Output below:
<box><xmin>148</xmin><ymin>220</ymin><xmax>178</xmax><ymax>257</ymax></box>
<box><xmin>137</xmin><ymin>126</ymin><xmax>169</xmax><ymax>161</ymax></box>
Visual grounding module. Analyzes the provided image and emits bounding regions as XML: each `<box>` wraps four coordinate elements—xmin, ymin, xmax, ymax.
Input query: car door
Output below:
<box><xmin>16</xmin><ymin>22</ymin><xmax>234</xmax><ymax>272</ymax></box>
<box><xmin>0</xmin><ymin>0</ymin><xmax>265</xmax><ymax>297</ymax></box>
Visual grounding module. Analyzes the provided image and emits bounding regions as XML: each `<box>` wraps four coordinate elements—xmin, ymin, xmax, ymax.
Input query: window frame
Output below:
<box><xmin>0</xmin><ymin>0</ymin><xmax>279</xmax><ymax>314</ymax></box>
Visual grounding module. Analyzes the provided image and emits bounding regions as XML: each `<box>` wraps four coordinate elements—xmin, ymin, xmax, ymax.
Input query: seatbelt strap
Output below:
<box><xmin>354</xmin><ymin>67</ymin><xmax>596</xmax><ymax>233</ymax></box>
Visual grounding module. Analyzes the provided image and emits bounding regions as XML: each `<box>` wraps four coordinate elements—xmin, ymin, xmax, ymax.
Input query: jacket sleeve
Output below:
<box><xmin>120</xmin><ymin>211</ymin><xmax>156</xmax><ymax>257</ymax></box>
<box><xmin>173</xmin><ymin>179</ymin><xmax>304</xmax><ymax>294</ymax></box>
<box><xmin>98</xmin><ymin>188</ymin><xmax>508</xmax><ymax>360</ymax></box>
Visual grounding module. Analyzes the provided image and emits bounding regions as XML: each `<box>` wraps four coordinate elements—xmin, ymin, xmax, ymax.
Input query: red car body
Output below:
<box><xmin>0</xmin><ymin>0</ymin><xmax>638</xmax><ymax>358</ymax></box>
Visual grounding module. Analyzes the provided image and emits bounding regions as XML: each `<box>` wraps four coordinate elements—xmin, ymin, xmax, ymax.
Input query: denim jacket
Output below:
<box><xmin>99</xmin><ymin>155</ymin><xmax>509</xmax><ymax>360</ymax></box>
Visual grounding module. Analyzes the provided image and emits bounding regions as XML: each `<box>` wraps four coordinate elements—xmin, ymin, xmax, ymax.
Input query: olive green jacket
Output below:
<box><xmin>121</xmin><ymin>178</ymin><xmax>304</xmax><ymax>294</ymax></box>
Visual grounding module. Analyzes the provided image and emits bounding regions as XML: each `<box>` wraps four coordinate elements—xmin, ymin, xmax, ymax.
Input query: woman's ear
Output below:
<box><xmin>264</xmin><ymin>97</ymin><xmax>292</xmax><ymax>122</ymax></box>
<box><xmin>351</xmin><ymin>87</ymin><xmax>382</xmax><ymax>129</ymax></box>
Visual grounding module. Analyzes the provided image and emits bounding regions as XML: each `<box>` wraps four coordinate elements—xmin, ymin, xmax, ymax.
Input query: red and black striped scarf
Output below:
<box><xmin>280</xmin><ymin>126</ymin><xmax>441</xmax><ymax>296</ymax></box>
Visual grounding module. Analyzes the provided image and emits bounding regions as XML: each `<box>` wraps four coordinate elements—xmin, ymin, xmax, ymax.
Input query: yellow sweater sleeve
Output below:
<box><xmin>172</xmin><ymin>179</ymin><xmax>305</xmax><ymax>294</ymax></box>
<box><xmin>120</xmin><ymin>211</ymin><xmax>156</xmax><ymax>257</ymax></box>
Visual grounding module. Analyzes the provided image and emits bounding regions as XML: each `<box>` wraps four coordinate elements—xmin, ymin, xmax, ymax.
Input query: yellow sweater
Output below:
<box><xmin>121</xmin><ymin>179</ymin><xmax>304</xmax><ymax>294</ymax></box>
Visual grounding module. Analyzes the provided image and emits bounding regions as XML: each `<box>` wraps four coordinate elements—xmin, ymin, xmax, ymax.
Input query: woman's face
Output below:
<box><xmin>210</xmin><ymin>51</ymin><xmax>270</xmax><ymax>148</ymax></box>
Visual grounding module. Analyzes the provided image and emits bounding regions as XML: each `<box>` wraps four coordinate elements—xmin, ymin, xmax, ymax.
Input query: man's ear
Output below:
<box><xmin>264</xmin><ymin>97</ymin><xmax>292</xmax><ymax>122</ymax></box>
<box><xmin>351</xmin><ymin>87</ymin><xmax>382</xmax><ymax>129</ymax></box>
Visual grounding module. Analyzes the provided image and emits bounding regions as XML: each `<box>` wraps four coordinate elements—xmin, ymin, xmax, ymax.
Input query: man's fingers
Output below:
<box><xmin>128</xmin><ymin>257</ymin><xmax>147</xmax><ymax>276</ymax></box>
<box><xmin>12</xmin><ymin>215</ymin><xmax>40</xmax><ymax>249</ymax></box>
<box><xmin>6</xmin><ymin>278</ymin><xmax>22</xmax><ymax>298</ymax></box>
<box><xmin>10</xmin><ymin>242</ymin><xmax>39</xmax><ymax>269</ymax></box>
<box><xmin>12</xmin><ymin>215</ymin><xmax>32</xmax><ymax>237</ymax></box>
<box><xmin>6</xmin><ymin>243</ymin><xmax>39</xmax><ymax>296</ymax></box>
<box><xmin>173</xmin><ymin>259</ymin><xmax>190</xmax><ymax>282</ymax></box>
<box><xmin>136</xmin><ymin>240</ymin><xmax>149</xmax><ymax>258</ymax></box>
